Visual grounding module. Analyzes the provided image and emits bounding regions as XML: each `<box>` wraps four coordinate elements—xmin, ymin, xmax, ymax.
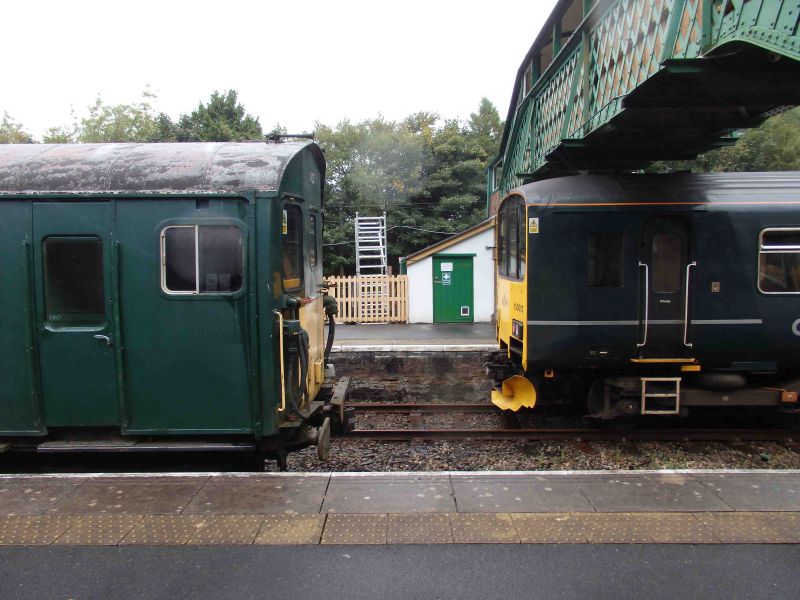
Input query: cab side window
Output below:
<box><xmin>309</xmin><ymin>212</ymin><xmax>318</xmax><ymax>268</ymax></box>
<box><xmin>498</xmin><ymin>197</ymin><xmax>525</xmax><ymax>280</ymax></box>
<box><xmin>282</xmin><ymin>205</ymin><xmax>303</xmax><ymax>291</ymax></box>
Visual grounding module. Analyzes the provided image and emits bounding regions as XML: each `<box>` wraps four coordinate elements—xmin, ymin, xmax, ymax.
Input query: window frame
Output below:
<box><xmin>159</xmin><ymin>221</ymin><xmax>246</xmax><ymax>299</ymax></box>
<box><xmin>281</xmin><ymin>203</ymin><xmax>305</xmax><ymax>292</ymax></box>
<box><xmin>309</xmin><ymin>210</ymin><xmax>319</xmax><ymax>268</ymax></box>
<box><xmin>758</xmin><ymin>227</ymin><xmax>800</xmax><ymax>295</ymax></box>
<box><xmin>42</xmin><ymin>235</ymin><xmax>107</xmax><ymax>329</ymax></box>
<box><xmin>497</xmin><ymin>196</ymin><xmax>526</xmax><ymax>282</ymax></box>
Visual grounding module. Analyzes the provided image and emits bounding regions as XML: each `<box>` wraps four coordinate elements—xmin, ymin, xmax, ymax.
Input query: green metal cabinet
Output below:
<box><xmin>432</xmin><ymin>255</ymin><xmax>474</xmax><ymax>323</ymax></box>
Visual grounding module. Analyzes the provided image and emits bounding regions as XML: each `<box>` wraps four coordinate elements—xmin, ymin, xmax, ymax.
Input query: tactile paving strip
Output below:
<box><xmin>120</xmin><ymin>515</ymin><xmax>208</xmax><ymax>545</ymax></box>
<box><xmin>694</xmin><ymin>512</ymin><xmax>793</xmax><ymax>543</ymax></box>
<box><xmin>254</xmin><ymin>514</ymin><xmax>326</xmax><ymax>545</ymax></box>
<box><xmin>187</xmin><ymin>516</ymin><xmax>264</xmax><ymax>545</ymax></box>
<box><xmin>631</xmin><ymin>513</ymin><xmax>719</xmax><ymax>544</ymax></box>
<box><xmin>387</xmin><ymin>513</ymin><xmax>453</xmax><ymax>544</ymax></box>
<box><xmin>321</xmin><ymin>514</ymin><xmax>387</xmax><ymax>544</ymax></box>
<box><xmin>449</xmin><ymin>513</ymin><xmax>520</xmax><ymax>544</ymax></box>
<box><xmin>55</xmin><ymin>515</ymin><xmax>142</xmax><ymax>545</ymax></box>
<box><xmin>0</xmin><ymin>516</ymin><xmax>72</xmax><ymax>545</ymax></box>
<box><xmin>759</xmin><ymin>512</ymin><xmax>800</xmax><ymax>543</ymax></box>
<box><xmin>511</xmin><ymin>513</ymin><xmax>588</xmax><ymax>543</ymax></box>
<box><xmin>570</xmin><ymin>513</ymin><xmax>654</xmax><ymax>543</ymax></box>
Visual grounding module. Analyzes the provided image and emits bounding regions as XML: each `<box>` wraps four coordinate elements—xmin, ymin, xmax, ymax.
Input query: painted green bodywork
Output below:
<box><xmin>489</xmin><ymin>0</ymin><xmax>800</xmax><ymax>203</ymax></box>
<box><xmin>0</xmin><ymin>143</ymin><xmax>324</xmax><ymax>440</ymax></box>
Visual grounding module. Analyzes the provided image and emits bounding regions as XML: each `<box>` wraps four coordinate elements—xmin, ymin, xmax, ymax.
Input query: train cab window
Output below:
<box><xmin>498</xmin><ymin>197</ymin><xmax>525</xmax><ymax>280</ymax></box>
<box><xmin>588</xmin><ymin>233</ymin><xmax>623</xmax><ymax>287</ymax></box>
<box><xmin>508</xmin><ymin>204</ymin><xmax>518</xmax><ymax>278</ymax></box>
<box><xmin>282</xmin><ymin>205</ymin><xmax>303</xmax><ymax>290</ymax></box>
<box><xmin>161</xmin><ymin>225</ymin><xmax>243</xmax><ymax>295</ymax></box>
<box><xmin>309</xmin><ymin>212</ymin><xmax>318</xmax><ymax>268</ymax></box>
<box><xmin>652</xmin><ymin>233</ymin><xmax>682</xmax><ymax>293</ymax></box>
<box><xmin>43</xmin><ymin>237</ymin><xmax>105</xmax><ymax>326</ymax></box>
<box><xmin>497</xmin><ymin>211</ymin><xmax>506</xmax><ymax>276</ymax></box>
<box><xmin>759</xmin><ymin>228</ymin><xmax>800</xmax><ymax>294</ymax></box>
<box><xmin>517</xmin><ymin>203</ymin><xmax>526</xmax><ymax>278</ymax></box>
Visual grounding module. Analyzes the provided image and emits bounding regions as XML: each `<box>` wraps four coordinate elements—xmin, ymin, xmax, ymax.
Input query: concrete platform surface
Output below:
<box><xmin>0</xmin><ymin>470</ymin><xmax>798</xmax><ymax>545</ymax></box>
<box><xmin>329</xmin><ymin>322</ymin><xmax>497</xmax><ymax>350</ymax></box>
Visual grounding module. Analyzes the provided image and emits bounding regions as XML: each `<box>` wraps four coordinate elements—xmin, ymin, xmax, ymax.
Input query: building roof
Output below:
<box><xmin>0</xmin><ymin>141</ymin><xmax>324</xmax><ymax>195</ymax></box>
<box><xmin>404</xmin><ymin>218</ymin><xmax>494</xmax><ymax>265</ymax></box>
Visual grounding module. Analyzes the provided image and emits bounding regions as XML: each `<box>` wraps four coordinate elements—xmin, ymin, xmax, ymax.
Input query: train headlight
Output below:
<box><xmin>512</xmin><ymin>319</ymin><xmax>524</xmax><ymax>340</ymax></box>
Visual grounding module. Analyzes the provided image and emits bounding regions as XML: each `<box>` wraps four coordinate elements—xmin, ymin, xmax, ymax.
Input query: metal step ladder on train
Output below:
<box><xmin>640</xmin><ymin>377</ymin><xmax>681</xmax><ymax>416</ymax></box>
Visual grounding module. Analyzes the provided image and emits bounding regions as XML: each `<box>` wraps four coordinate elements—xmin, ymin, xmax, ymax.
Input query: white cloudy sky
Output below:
<box><xmin>3</xmin><ymin>0</ymin><xmax>557</xmax><ymax>138</ymax></box>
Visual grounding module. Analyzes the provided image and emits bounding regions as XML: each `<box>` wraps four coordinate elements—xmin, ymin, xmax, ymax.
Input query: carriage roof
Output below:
<box><xmin>509</xmin><ymin>172</ymin><xmax>800</xmax><ymax>207</ymax></box>
<box><xmin>0</xmin><ymin>141</ymin><xmax>324</xmax><ymax>196</ymax></box>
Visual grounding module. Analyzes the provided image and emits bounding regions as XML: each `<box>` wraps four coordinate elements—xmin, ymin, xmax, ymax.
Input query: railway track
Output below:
<box><xmin>341</xmin><ymin>402</ymin><xmax>800</xmax><ymax>445</ymax></box>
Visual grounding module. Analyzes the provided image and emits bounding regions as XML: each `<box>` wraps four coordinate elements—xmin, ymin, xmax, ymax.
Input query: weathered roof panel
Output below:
<box><xmin>514</xmin><ymin>172</ymin><xmax>800</xmax><ymax>207</ymax></box>
<box><xmin>0</xmin><ymin>141</ymin><xmax>323</xmax><ymax>195</ymax></box>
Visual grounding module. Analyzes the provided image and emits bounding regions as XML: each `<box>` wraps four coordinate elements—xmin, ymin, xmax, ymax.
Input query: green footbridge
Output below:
<box><xmin>489</xmin><ymin>0</ymin><xmax>800</xmax><ymax>209</ymax></box>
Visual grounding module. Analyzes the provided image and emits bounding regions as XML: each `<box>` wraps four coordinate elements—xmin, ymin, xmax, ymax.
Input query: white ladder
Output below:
<box><xmin>355</xmin><ymin>212</ymin><xmax>387</xmax><ymax>276</ymax></box>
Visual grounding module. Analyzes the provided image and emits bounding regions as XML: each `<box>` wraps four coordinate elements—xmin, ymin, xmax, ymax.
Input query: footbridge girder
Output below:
<box><xmin>489</xmin><ymin>0</ymin><xmax>800</xmax><ymax>212</ymax></box>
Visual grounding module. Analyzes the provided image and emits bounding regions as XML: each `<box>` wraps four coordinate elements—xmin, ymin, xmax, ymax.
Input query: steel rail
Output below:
<box><xmin>340</xmin><ymin>428</ymin><xmax>799</xmax><ymax>443</ymax></box>
<box><xmin>346</xmin><ymin>403</ymin><xmax>500</xmax><ymax>413</ymax></box>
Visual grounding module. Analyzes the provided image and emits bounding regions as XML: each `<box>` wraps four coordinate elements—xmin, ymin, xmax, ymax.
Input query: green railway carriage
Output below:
<box><xmin>0</xmin><ymin>141</ymin><xmax>331</xmax><ymax>468</ymax></box>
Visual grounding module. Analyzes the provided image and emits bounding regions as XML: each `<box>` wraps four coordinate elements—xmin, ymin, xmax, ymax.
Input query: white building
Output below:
<box><xmin>403</xmin><ymin>219</ymin><xmax>495</xmax><ymax>323</ymax></box>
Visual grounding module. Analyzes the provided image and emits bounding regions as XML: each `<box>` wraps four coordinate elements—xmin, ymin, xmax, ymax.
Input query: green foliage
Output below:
<box><xmin>649</xmin><ymin>107</ymin><xmax>800</xmax><ymax>174</ymax></box>
<box><xmin>0</xmin><ymin>112</ymin><xmax>35</xmax><ymax>144</ymax></box>
<box><xmin>43</xmin><ymin>88</ymin><xmax>163</xmax><ymax>143</ymax></box>
<box><xmin>318</xmin><ymin>98</ymin><xmax>503</xmax><ymax>275</ymax></box>
<box><xmin>176</xmin><ymin>90</ymin><xmax>263</xmax><ymax>142</ymax></box>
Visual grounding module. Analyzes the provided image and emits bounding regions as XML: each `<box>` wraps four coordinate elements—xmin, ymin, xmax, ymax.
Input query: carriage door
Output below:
<box><xmin>33</xmin><ymin>202</ymin><xmax>119</xmax><ymax>427</ymax></box>
<box><xmin>638</xmin><ymin>217</ymin><xmax>693</xmax><ymax>358</ymax></box>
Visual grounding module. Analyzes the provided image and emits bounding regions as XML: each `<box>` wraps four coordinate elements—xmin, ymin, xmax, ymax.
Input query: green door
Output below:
<box><xmin>33</xmin><ymin>202</ymin><xmax>119</xmax><ymax>427</ymax></box>
<box><xmin>433</xmin><ymin>255</ymin><xmax>474</xmax><ymax>323</ymax></box>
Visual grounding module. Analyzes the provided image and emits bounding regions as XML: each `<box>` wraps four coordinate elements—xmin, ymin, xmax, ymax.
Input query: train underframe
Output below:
<box><xmin>485</xmin><ymin>350</ymin><xmax>800</xmax><ymax>427</ymax></box>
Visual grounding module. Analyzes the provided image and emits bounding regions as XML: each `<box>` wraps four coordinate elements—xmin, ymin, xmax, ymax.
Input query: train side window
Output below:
<box><xmin>43</xmin><ymin>236</ymin><xmax>105</xmax><ymax>325</ymax></box>
<box><xmin>588</xmin><ymin>233</ymin><xmax>624</xmax><ymax>287</ymax></box>
<box><xmin>309</xmin><ymin>212</ymin><xmax>318</xmax><ymax>268</ymax></box>
<box><xmin>282</xmin><ymin>205</ymin><xmax>303</xmax><ymax>290</ymax></box>
<box><xmin>161</xmin><ymin>225</ymin><xmax>243</xmax><ymax>295</ymax></box>
<box><xmin>651</xmin><ymin>232</ymin><xmax>681</xmax><ymax>293</ymax></box>
<box><xmin>758</xmin><ymin>228</ymin><xmax>800</xmax><ymax>294</ymax></box>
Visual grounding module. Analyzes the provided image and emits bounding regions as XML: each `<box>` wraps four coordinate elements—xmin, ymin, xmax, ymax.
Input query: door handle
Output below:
<box><xmin>638</xmin><ymin>262</ymin><xmax>649</xmax><ymax>348</ymax></box>
<box><xmin>93</xmin><ymin>334</ymin><xmax>113</xmax><ymax>347</ymax></box>
<box><xmin>683</xmin><ymin>262</ymin><xmax>697</xmax><ymax>347</ymax></box>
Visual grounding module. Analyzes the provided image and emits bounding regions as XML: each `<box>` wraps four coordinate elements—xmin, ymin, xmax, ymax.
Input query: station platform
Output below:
<box><xmin>329</xmin><ymin>322</ymin><xmax>497</xmax><ymax>351</ymax></box>
<box><xmin>1</xmin><ymin>469</ymin><xmax>798</xmax><ymax>546</ymax></box>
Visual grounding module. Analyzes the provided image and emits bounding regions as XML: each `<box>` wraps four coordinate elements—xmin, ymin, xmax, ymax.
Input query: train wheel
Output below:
<box><xmin>586</xmin><ymin>379</ymin><xmax>638</xmax><ymax>430</ymax></box>
<box><xmin>586</xmin><ymin>379</ymin><xmax>607</xmax><ymax>416</ymax></box>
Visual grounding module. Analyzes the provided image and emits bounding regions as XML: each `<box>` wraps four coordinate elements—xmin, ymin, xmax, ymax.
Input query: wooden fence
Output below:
<box><xmin>324</xmin><ymin>275</ymin><xmax>408</xmax><ymax>323</ymax></box>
